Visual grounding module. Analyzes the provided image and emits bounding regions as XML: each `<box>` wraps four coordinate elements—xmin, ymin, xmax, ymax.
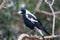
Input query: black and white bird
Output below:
<box><xmin>18</xmin><ymin>8</ymin><xmax>50</xmax><ymax>40</ymax></box>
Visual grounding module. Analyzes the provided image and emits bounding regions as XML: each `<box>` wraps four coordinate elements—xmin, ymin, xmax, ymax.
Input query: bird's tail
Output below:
<box><xmin>35</xmin><ymin>22</ymin><xmax>50</xmax><ymax>35</ymax></box>
<box><xmin>35</xmin><ymin>27</ymin><xmax>45</xmax><ymax>40</ymax></box>
<box><xmin>42</xmin><ymin>26</ymin><xmax>50</xmax><ymax>35</ymax></box>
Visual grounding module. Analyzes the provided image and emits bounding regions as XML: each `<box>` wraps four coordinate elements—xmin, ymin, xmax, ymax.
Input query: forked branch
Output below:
<box><xmin>45</xmin><ymin>0</ymin><xmax>55</xmax><ymax>35</ymax></box>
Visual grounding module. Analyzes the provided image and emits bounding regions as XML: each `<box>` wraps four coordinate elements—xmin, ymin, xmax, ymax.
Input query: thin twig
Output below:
<box><xmin>45</xmin><ymin>0</ymin><xmax>54</xmax><ymax>6</ymax></box>
<box><xmin>50</xmin><ymin>5</ymin><xmax>55</xmax><ymax>35</ymax></box>
<box><xmin>45</xmin><ymin>0</ymin><xmax>55</xmax><ymax>35</ymax></box>
<box><xmin>35</xmin><ymin>10</ymin><xmax>60</xmax><ymax>16</ymax></box>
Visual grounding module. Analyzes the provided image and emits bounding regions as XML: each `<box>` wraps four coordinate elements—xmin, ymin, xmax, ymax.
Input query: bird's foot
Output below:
<box><xmin>27</xmin><ymin>31</ymin><xmax>35</xmax><ymax>35</ymax></box>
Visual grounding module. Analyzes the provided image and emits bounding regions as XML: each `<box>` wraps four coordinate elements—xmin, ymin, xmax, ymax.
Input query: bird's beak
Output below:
<box><xmin>17</xmin><ymin>11</ymin><xmax>22</xmax><ymax>14</ymax></box>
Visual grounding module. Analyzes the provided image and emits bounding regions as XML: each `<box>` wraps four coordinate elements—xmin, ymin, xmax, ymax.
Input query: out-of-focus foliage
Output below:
<box><xmin>0</xmin><ymin>0</ymin><xmax>60</xmax><ymax>40</ymax></box>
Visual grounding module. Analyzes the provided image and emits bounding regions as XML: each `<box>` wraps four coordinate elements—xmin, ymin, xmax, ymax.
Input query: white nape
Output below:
<box><xmin>26</xmin><ymin>9</ymin><xmax>37</xmax><ymax>19</ymax></box>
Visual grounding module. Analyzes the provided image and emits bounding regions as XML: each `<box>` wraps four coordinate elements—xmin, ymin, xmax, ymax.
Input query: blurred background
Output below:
<box><xmin>0</xmin><ymin>0</ymin><xmax>60</xmax><ymax>40</ymax></box>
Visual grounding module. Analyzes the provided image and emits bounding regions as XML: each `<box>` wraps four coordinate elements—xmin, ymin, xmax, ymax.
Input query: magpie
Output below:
<box><xmin>18</xmin><ymin>8</ymin><xmax>50</xmax><ymax>40</ymax></box>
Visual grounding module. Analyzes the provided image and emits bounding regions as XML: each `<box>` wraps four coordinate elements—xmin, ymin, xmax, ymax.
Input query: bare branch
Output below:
<box><xmin>0</xmin><ymin>0</ymin><xmax>8</xmax><ymax>11</ymax></box>
<box><xmin>45</xmin><ymin>0</ymin><xmax>55</xmax><ymax>35</ymax></box>
<box><xmin>35</xmin><ymin>10</ymin><xmax>60</xmax><ymax>16</ymax></box>
<box><xmin>35</xmin><ymin>10</ymin><xmax>53</xmax><ymax>16</ymax></box>
<box><xmin>35</xmin><ymin>10</ymin><xmax>60</xmax><ymax>22</ymax></box>
<box><xmin>55</xmin><ymin>11</ymin><xmax>60</xmax><ymax>14</ymax></box>
<box><xmin>18</xmin><ymin>34</ymin><xmax>60</xmax><ymax>40</ymax></box>
<box><xmin>45</xmin><ymin>0</ymin><xmax>55</xmax><ymax>6</ymax></box>
<box><xmin>35</xmin><ymin>0</ymin><xmax>43</xmax><ymax>10</ymax></box>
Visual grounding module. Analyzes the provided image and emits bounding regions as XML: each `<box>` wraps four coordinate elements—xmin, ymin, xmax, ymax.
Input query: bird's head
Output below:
<box><xmin>17</xmin><ymin>3</ymin><xmax>26</xmax><ymax>15</ymax></box>
<box><xmin>17</xmin><ymin>8</ymin><xmax>26</xmax><ymax>15</ymax></box>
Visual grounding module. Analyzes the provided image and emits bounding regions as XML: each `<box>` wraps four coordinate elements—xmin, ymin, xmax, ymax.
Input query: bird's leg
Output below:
<box><xmin>31</xmin><ymin>29</ymin><xmax>36</xmax><ymax>35</ymax></box>
<box><xmin>27</xmin><ymin>29</ymin><xmax>36</xmax><ymax>35</ymax></box>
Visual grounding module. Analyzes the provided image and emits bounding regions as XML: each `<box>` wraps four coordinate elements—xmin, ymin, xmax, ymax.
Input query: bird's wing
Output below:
<box><xmin>26</xmin><ymin>14</ymin><xmax>38</xmax><ymax>23</ymax></box>
<box><xmin>26</xmin><ymin>13</ymin><xmax>38</xmax><ymax>24</ymax></box>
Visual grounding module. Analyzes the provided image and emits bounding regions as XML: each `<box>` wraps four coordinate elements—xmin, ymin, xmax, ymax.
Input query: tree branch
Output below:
<box><xmin>45</xmin><ymin>0</ymin><xmax>55</xmax><ymax>35</ymax></box>
<box><xmin>35</xmin><ymin>10</ymin><xmax>60</xmax><ymax>16</ymax></box>
<box><xmin>35</xmin><ymin>0</ymin><xmax>43</xmax><ymax>10</ymax></box>
<box><xmin>35</xmin><ymin>10</ymin><xmax>53</xmax><ymax>16</ymax></box>
<box><xmin>0</xmin><ymin>0</ymin><xmax>8</xmax><ymax>11</ymax></box>
<box><xmin>35</xmin><ymin>0</ymin><xmax>60</xmax><ymax>21</ymax></box>
<box><xmin>55</xmin><ymin>11</ymin><xmax>60</xmax><ymax>14</ymax></box>
<box><xmin>18</xmin><ymin>34</ymin><xmax>60</xmax><ymax>40</ymax></box>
